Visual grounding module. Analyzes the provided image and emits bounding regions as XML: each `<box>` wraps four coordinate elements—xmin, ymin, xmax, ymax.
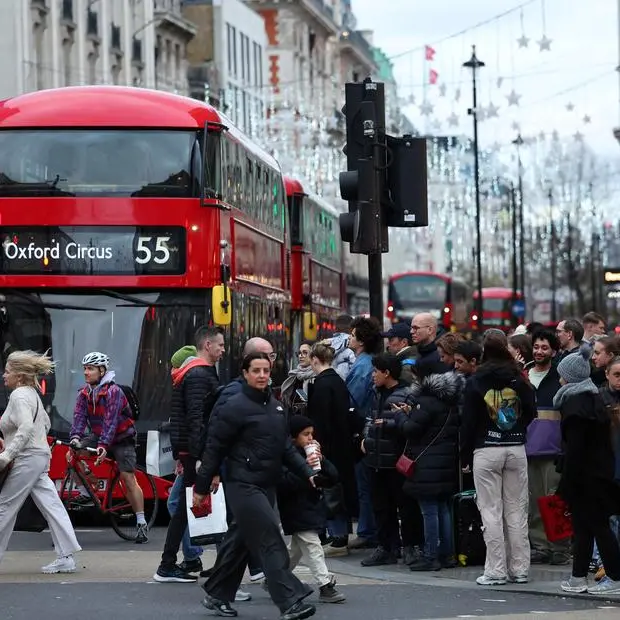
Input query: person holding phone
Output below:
<box><xmin>281</xmin><ymin>342</ymin><xmax>316</xmax><ymax>414</ymax></box>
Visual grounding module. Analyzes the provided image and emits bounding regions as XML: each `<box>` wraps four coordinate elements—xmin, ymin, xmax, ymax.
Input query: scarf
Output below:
<box><xmin>553</xmin><ymin>377</ymin><xmax>599</xmax><ymax>409</ymax></box>
<box><xmin>280</xmin><ymin>364</ymin><xmax>316</xmax><ymax>406</ymax></box>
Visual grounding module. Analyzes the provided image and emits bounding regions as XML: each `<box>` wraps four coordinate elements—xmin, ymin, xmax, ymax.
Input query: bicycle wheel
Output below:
<box><xmin>59</xmin><ymin>470</ymin><xmax>95</xmax><ymax>513</ymax></box>
<box><xmin>106</xmin><ymin>466</ymin><xmax>158</xmax><ymax>541</ymax></box>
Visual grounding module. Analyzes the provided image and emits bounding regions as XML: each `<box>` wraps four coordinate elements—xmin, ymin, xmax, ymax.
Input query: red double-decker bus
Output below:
<box><xmin>285</xmin><ymin>177</ymin><xmax>345</xmax><ymax>349</ymax></box>
<box><xmin>386</xmin><ymin>271</ymin><xmax>472</xmax><ymax>331</ymax></box>
<box><xmin>0</xmin><ymin>86</ymin><xmax>299</xmax><ymax>491</ymax></box>
<box><xmin>472</xmin><ymin>287</ymin><xmax>525</xmax><ymax>332</ymax></box>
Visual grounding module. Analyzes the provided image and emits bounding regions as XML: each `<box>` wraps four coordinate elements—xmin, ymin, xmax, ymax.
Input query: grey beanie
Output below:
<box><xmin>557</xmin><ymin>344</ymin><xmax>591</xmax><ymax>384</ymax></box>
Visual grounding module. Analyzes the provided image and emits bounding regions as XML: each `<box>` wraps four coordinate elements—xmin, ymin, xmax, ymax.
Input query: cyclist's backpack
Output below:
<box><xmin>118</xmin><ymin>384</ymin><xmax>141</xmax><ymax>421</ymax></box>
<box><xmin>483</xmin><ymin>381</ymin><xmax>521</xmax><ymax>432</ymax></box>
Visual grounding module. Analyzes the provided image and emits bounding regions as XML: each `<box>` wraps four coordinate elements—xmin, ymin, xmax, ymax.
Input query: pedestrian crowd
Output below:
<box><xmin>1</xmin><ymin>310</ymin><xmax>620</xmax><ymax>620</ymax></box>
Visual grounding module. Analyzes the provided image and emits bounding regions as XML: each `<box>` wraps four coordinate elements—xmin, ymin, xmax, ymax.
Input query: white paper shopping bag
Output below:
<box><xmin>186</xmin><ymin>486</ymin><xmax>228</xmax><ymax>546</ymax></box>
<box><xmin>146</xmin><ymin>430</ymin><xmax>175</xmax><ymax>477</ymax></box>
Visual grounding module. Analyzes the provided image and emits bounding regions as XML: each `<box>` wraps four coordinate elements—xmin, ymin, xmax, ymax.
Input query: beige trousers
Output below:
<box><xmin>288</xmin><ymin>530</ymin><xmax>331</xmax><ymax>587</ymax></box>
<box><xmin>0</xmin><ymin>450</ymin><xmax>82</xmax><ymax>564</ymax></box>
<box><xmin>473</xmin><ymin>445</ymin><xmax>530</xmax><ymax>579</ymax></box>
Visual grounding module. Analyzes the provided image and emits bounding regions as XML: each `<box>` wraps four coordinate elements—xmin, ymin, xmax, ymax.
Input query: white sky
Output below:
<box><xmin>351</xmin><ymin>0</ymin><xmax>619</xmax><ymax>156</ymax></box>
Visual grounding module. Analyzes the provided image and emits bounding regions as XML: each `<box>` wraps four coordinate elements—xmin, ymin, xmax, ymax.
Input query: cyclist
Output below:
<box><xmin>68</xmin><ymin>352</ymin><xmax>148</xmax><ymax>544</ymax></box>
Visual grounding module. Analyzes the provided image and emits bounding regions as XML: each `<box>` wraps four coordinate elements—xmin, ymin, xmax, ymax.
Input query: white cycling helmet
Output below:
<box><xmin>81</xmin><ymin>351</ymin><xmax>110</xmax><ymax>369</ymax></box>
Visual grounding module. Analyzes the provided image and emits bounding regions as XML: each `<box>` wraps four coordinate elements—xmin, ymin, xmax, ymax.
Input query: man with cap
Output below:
<box><xmin>383</xmin><ymin>323</ymin><xmax>417</xmax><ymax>386</ymax></box>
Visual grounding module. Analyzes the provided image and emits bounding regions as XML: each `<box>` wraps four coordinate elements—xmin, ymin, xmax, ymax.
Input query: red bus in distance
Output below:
<box><xmin>285</xmin><ymin>177</ymin><xmax>346</xmax><ymax>346</ymax></box>
<box><xmin>0</xmin><ymin>86</ymin><xmax>297</xmax><ymax>491</ymax></box>
<box><xmin>386</xmin><ymin>271</ymin><xmax>472</xmax><ymax>332</ymax></box>
<box><xmin>472</xmin><ymin>287</ymin><xmax>525</xmax><ymax>332</ymax></box>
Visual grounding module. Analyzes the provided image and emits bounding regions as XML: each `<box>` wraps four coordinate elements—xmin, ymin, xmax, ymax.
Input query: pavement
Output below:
<box><xmin>2</xmin><ymin>527</ymin><xmax>620</xmax><ymax>620</ymax></box>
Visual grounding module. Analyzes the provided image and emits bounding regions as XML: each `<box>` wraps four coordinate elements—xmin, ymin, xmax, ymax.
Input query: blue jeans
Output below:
<box><xmin>168</xmin><ymin>473</ymin><xmax>203</xmax><ymax>562</ymax></box>
<box><xmin>355</xmin><ymin>462</ymin><xmax>377</xmax><ymax>541</ymax></box>
<box><xmin>327</xmin><ymin>515</ymin><xmax>349</xmax><ymax>538</ymax></box>
<box><xmin>418</xmin><ymin>497</ymin><xmax>453</xmax><ymax>560</ymax></box>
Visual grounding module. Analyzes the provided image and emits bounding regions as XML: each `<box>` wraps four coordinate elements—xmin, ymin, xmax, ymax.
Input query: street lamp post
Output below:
<box><xmin>513</xmin><ymin>134</ymin><xmax>525</xmax><ymax>301</ymax></box>
<box><xmin>463</xmin><ymin>46</ymin><xmax>485</xmax><ymax>331</ymax></box>
<box><xmin>547</xmin><ymin>186</ymin><xmax>557</xmax><ymax>323</ymax></box>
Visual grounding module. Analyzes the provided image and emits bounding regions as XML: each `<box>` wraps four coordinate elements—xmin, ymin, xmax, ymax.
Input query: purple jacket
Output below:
<box><xmin>525</xmin><ymin>364</ymin><xmax>562</xmax><ymax>458</ymax></box>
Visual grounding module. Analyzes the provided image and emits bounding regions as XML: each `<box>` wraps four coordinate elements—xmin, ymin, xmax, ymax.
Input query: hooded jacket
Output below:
<box><xmin>169</xmin><ymin>356</ymin><xmax>219</xmax><ymax>460</ymax></box>
<box><xmin>330</xmin><ymin>332</ymin><xmax>356</xmax><ymax>380</ymax></box>
<box><xmin>70</xmin><ymin>370</ymin><xmax>134</xmax><ymax>449</ymax></box>
<box><xmin>460</xmin><ymin>361</ymin><xmax>536</xmax><ymax>468</ymax></box>
<box><xmin>397</xmin><ymin>371</ymin><xmax>463</xmax><ymax>497</ymax></box>
<box><xmin>525</xmin><ymin>363</ymin><xmax>562</xmax><ymax>457</ymax></box>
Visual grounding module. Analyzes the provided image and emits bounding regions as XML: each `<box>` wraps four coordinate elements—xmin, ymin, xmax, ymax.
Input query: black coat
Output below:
<box><xmin>170</xmin><ymin>364</ymin><xmax>220</xmax><ymax>460</ymax></box>
<box><xmin>397</xmin><ymin>371</ymin><xmax>462</xmax><ymax>498</ymax></box>
<box><xmin>195</xmin><ymin>383</ymin><xmax>313</xmax><ymax>495</ymax></box>
<box><xmin>277</xmin><ymin>448</ymin><xmax>339</xmax><ymax>535</ymax></box>
<box><xmin>307</xmin><ymin>368</ymin><xmax>358</xmax><ymax>516</ymax></box>
<box><xmin>557</xmin><ymin>390</ymin><xmax>620</xmax><ymax>518</ymax></box>
<box><xmin>363</xmin><ymin>382</ymin><xmax>414</xmax><ymax>469</ymax></box>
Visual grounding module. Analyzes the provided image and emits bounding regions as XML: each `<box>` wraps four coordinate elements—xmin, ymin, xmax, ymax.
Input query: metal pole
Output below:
<box><xmin>549</xmin><ymin>188</ymin><xmax>557</xmax><ymax>323</ymax></box>
<box><xmin>511</xmin><ymin>184</ymin><xmax>518</xmax><ymax>327</ymax></box>
<box><xmin>517</xmin><ymin>156</ymin><xmax>525</xmax><ymax>298</ymax></box>
<box><xmin>471</xmin><ymin>55</ymin><xmax>483</xmax><ymax>330</ymax></box>
<box><xmin>368</xmin><ymin>253</ymin><xmax>383</xmax><ymax>321</ymax></box>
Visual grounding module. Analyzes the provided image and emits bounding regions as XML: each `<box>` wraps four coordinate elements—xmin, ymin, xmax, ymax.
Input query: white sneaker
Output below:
<box><xmin>476</xmin><ymin>574</ymin><xmax>507</xmax><ymax>586</ymax></box>
<box><xmin>235</xmin><ymin>589</ymin><xmax>252</xmax><ymax>602</ymax></box>
<box><xmin>42</xmin><ymin>555</ymin><xmax>76</xmax><ymax>574</ymax></box>
<box><xmin>249</xmin><ymin>571</ymin><xmax>265</xmax><ymax>582</ymax></box>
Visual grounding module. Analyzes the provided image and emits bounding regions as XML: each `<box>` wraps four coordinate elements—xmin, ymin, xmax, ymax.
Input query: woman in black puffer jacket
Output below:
<box><xmin>359</xmin><ymin>353</ymin><xmax>416</xmax><ymax>568</ymax></box>
<box><xmin>396</xmin><ymin>359</ymin><xmax>463</xmax><ymax>571</ymax></box>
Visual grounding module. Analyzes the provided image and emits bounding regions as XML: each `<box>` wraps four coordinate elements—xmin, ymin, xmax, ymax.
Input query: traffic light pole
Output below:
<box><xmin>368</xmin><ymin>132</ymin><xmax>385</xmax><ymax>322</ymax></box>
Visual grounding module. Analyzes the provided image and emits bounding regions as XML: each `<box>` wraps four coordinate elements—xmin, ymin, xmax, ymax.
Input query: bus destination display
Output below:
<box><xmin>0</xmin><ymin>226</ymin><xmax>186</xmax><ymax>275</ymax></box>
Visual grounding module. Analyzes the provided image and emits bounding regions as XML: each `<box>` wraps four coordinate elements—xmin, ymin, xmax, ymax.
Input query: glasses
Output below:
<box><xmin>298</xmin><ymin>351</ymin><xmax>309</xmax><ymax>357</ymax></box>
<box><xmin>268</xmin><ymin>352</ymin><xmax>277</xmax><ymax>361</ymax></box>
<box><xmin>411</xmin><ymin>325</ymin><xmax>430</xmax><ymax>332</ymax></box>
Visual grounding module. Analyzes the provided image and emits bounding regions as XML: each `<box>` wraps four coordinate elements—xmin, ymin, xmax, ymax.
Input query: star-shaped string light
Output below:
<box><xmin>454</xmin><ymin>88</ymin><xmax>461</xmax><ymax>102</ymax></box>
<box><xmin>517</xmin><ymin>34</ymin><xmax>529</xmax><ymax>48</ymax></box>
<box><xmin>583</xmin><ymin>114</ymin><xmax>592</xmax><ymax>124</ymax></box>
<box><xmin>438</xmin><ymin>83</ymin><xmax>447</xmax><ymax>97</ymax></box>
<box><xmin>486</xmin><ymin>102</ymin><xmax>500</xmax><ymax>118</ymax></box>
<box><xmin>573</xmin><ymin>131</ymin><xmax>584</xmax><ymax>142</ymax></box>
<box><xmin>432</xmin><ymin>119</ymin><xmax>442</xmax><ymax>132</ymax></box>
<box><xmin>407</xmin><ymin>93</ymin><xmax>416</xmax><ymax>104</ymax></box>
<box><xmin>506</xmin><ymin>90</ymin><xmax>521</xmax><ymax>106</ymax></box>
<box><xmin>447</xmin><ymin>112</ymin><xmax>459</xmax><ymax>127</ymax></box>
<box><xmin>552</xmin><ymin>129</ymin><xmax>560</xmax><ymax>141</ymax></box>
<box><xmin>496</xmin><ymin>76</ymin><xmax>504</xmax><ymax>89</ymax></box>
<box><xmin>566</xmin><ymin>102</ymin><xmax>575</xmax><ymax>111</ymax></box>
<box><xmin>512</xmin><ymin>121</ymin><xmax>521</xmax><ymax>131</ymax></box>
<box><xmin>419</xmin><ymin>100</ymin><xmax>434</xmax><ymax>116</ymax></box>
<box><xmin>538</xmin><ymin>35</ymin><xmax>552</xmax><ymax>51</ymax></box>
<box><xmin>539</xmin><ymin>131</ymin><xmax>546</xmax><ymax>141</ymax></box>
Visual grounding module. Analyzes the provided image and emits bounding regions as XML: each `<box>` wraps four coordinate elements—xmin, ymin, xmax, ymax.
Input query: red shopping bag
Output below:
<box><xmin>538</xmin><ymin>494</ymin><xmax>573</xmax><ymax>542</ymax></box>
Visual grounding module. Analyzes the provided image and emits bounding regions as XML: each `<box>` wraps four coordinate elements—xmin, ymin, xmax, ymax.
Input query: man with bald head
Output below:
<box><xmin>410</xmin><ymin>312</ymin><xmax>442</xmax><ymax>367</ymax></box>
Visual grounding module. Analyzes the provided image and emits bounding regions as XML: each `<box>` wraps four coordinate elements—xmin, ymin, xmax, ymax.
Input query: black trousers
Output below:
<box><xmin>160</xmin><ymin>455</ymin><xmax>196</xmax><ymax>569</ymax></box>
<box><xmin>370</xmin><ymin>468</ymin><xmax>423</xmax><ymax>551</ymax></box>
<box><xmin>572</xmin><ymin>503</ymin><xmax>620</xmax><ymax>581</ymax></box>
<box><xmin>204</xmin><ymin>482</ymin><xmax>312</xmax><ymax>612</ymax></box>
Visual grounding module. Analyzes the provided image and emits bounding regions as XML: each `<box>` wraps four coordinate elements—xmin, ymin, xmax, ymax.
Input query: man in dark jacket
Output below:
<box><xmin>525</xmin><ymin>329</ymin><xmax>569</xmax><ymax>565</ymax></box>
<box><xmin>154</xmin><ymin>326</ymin><xmax>224</xmax><ymax>583</ymax></box>
<box><xmin>410</xmin><ymin>313</ymin><xmax>441</xmax><ymax>366</ymax></box>
<box><xmin>360</xmin><ymin>353</ymin><xmax>417</xmax><ymax>567</ymax></box>
<box><xmin>383</xmin><ymin>322</ymin><xmax>417</xmax><ymax>386</ymax></box>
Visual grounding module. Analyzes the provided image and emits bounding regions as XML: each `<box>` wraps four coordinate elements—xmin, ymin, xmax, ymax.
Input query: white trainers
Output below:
<box><xmin>42</xmin><ymin>555</ymin><xmax>76</xmax><ymax>574</ymax></box>
<box><xmin>476</xmin><ymin>574</ymin><xmax>507</xmax><ymax>586</ymax></box>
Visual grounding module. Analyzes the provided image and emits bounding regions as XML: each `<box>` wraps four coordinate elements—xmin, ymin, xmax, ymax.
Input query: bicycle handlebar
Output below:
<box><xmin>54</xmin><ymin>439</ymin><xmax>98</xmax><ymax>454</ymax></box>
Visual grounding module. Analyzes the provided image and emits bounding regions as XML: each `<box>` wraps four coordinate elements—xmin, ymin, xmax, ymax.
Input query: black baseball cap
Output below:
<box><xmin>381</xmin><ymin>322</ymin><xmax>411</xmax><ymax>339</ymax></box>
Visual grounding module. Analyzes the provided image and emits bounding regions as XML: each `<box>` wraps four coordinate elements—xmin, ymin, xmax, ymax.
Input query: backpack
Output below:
<box><xmin>483</xmin><ymin>381</ymin><xmax>521</xmax><ymax>432</ymax></box>
<box><xmin>118</xmin><ymin>384</ymin><xmax>141</xmax><ymax>421</ymax></box>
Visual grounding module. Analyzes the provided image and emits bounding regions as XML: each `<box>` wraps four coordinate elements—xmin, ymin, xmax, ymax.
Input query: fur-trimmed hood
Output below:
<box><xmin>407</xmin><ymin>371</ymin><xmax>464</xmax><ymax>404</ymax></box>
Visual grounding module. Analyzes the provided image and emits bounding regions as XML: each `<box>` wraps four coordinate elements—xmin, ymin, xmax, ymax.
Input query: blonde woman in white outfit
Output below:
<box><xmin>0</xmin><ymin>350</ymin><xmax>81</xmax><ymax>573</ymax></box>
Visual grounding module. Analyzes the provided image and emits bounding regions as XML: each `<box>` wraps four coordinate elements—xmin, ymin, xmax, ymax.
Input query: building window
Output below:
<box><xmin>257</xmin><ymin>45</ymin><xmax>263</xmax><ymax>87</ymax></box>
<box><xmin>240</xmin><ymin>35</ymin><xmax>245</xmax><ymax>82</ymax></box>
<box><xmin>253</xmin><ymin>42</ymin><xmax>259</xmax><ymax>87</ymax></box>
<box><xmin>232</xmin><ymin>27</ymin><xmax>237</xmax><ymax>78</ymax></box>
<box><xmin>226</xmin><ymin>23</ymin><xmax>233</xmax><ymax>76</ymax></box>
<box><xmin>245</xmin><ymin>36</ymin><xmax>250</xmax><ymax>87</ymax></box>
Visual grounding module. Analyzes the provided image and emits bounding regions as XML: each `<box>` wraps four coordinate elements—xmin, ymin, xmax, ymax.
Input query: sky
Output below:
<box><xmin>350</xmin><ymin>0</ymin><xmax>619</xmax><ymax>158</ymax></box>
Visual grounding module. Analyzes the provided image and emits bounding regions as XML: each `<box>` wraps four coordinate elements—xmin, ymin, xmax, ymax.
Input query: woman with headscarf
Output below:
<box><xmin>281</xmin><ymin>341</ymin><xmax>316</xmax><ymax>414</ymax></box>
<box><xmin>555</xmin><ymin>345</ymin><xmax>620</xmax><ymax>595</ymax></box>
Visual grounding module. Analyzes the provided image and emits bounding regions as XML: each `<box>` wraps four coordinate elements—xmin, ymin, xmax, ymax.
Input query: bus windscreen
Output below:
<box><xmin>390</xmin><ymin>275</ymin><xmax>447</xmax><ymax>309</ymax></box>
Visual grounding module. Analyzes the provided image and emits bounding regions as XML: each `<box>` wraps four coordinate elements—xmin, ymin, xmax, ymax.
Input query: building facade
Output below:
<box><xmin>183</xmin><ymin>0</ymin><xmax>268</xmax><ymax>137</ymax></box>
<box><xmin>0</xmin><ymin>0</ymin><xmax>195</xmax><ymax>100</ymax></box>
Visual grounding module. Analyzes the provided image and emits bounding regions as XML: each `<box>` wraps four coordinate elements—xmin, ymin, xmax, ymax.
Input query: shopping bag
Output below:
<box><xmin>538</xmin><ymin>494</ymin><xmax>573</xmax><ymax>542</ymax></box>
<box><xmin>186</xmin><ymin>486</ymin><xmax>228</xmax><ymax>546</ymax></box>
<box><xmin>145</xmin><ymin>430</ymin><xmax>175</xmax><ymax>477</ymax></box>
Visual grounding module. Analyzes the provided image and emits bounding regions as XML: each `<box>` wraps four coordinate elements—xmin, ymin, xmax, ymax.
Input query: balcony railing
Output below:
<box><xmin>62</xmin><ymin>0</ymin><xmax>73</xmax><ymax>21</ymax></box>
<box><xmin>154</xmin><ymin>0</ymin><xmax>182</xmax><ymax>12</ymax></box>
<box><xmin>305</xmin><ymin>0</ymin><xmax>334</xmax><ymax>23</ymax></box>
<box><xmin>132</xmin><ymin>38</ymin><xmax>142</xmax><ymax>63</ymax></box>
<box><xmin>341</xmin><ymin>30</ymin><xmax>375</xmax><ymax>67</ymax></box>
<box><xmin>111</xmin><ymin>24</ymin><xmax>121</xmax><ymax>50</ymax></box>
<box><xmin>87</xmin><ymin>9</ymin><xmax>98</xmax><ymax>36</ymax></box>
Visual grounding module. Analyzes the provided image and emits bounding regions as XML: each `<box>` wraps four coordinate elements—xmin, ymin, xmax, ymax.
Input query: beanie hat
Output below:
<box><xmin>171</xmin><ymin>345</ymin><xmax>197</xmax><ymax>369</ymax></box>
<box><xmin>557</xmin><ymin>344</ymin><xmax>591</xmax><ymax>384</ymax></box>
<box><xmin>289</xmin><ymin>415</ymin><xmax>314</xmax><ymax>438</ymax></box>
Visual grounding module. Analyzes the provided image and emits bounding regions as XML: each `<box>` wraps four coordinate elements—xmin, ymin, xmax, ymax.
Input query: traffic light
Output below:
<box><xmin>384</xmin><ymin>135</ymin><xmax>428</xmax><ymax>227</ymax></box>
<box><xmin>338</xmin><ymin>79</ymin><xmax>388</xmax><ymax>254</ymax></box>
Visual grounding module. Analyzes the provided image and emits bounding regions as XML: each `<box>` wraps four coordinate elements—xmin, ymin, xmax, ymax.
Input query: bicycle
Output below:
<box><xmin>54</xmin><ymin>440</ymin><xmax>158</xmax><ymax>541</ymax></box>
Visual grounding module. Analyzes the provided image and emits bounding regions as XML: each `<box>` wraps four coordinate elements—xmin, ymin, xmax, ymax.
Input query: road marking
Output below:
<box><xmin>529</xmin><ymin>612</ymin><xmax>549</xmax><ymax>614</ymax></box>
<box><xmin>598</xmin><ymin>607</ymin><xmax>618</xmax><ymax>610</ymax></box>
<box><xmin>480</xmin><ymin>599</ymin><xmax>506</xmax><ymax>602</ymax></box>
<box><xmin>457</xmin><ymin>616</ymin><xmax>478</xmax><ymax>618</ymax></box>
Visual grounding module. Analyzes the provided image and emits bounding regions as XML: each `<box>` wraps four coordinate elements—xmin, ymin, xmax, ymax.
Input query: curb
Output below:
<box><xmin>326</xmin><ymin>558</ymin><xmax>620</xmax><ymax>604</ymax></box>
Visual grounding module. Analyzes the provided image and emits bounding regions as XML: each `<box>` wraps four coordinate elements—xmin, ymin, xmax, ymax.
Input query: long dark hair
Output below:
<box><xmin>480</xmin><ymin>332</ymin><xmax>521</xmax><ymax>374</ymax></box>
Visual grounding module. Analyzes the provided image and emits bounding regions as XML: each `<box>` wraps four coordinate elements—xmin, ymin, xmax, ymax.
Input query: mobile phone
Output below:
<box><xmin>295</xmin><ymin>389</ymin><xmax>308</xmax><ymax>402</ymax></box>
